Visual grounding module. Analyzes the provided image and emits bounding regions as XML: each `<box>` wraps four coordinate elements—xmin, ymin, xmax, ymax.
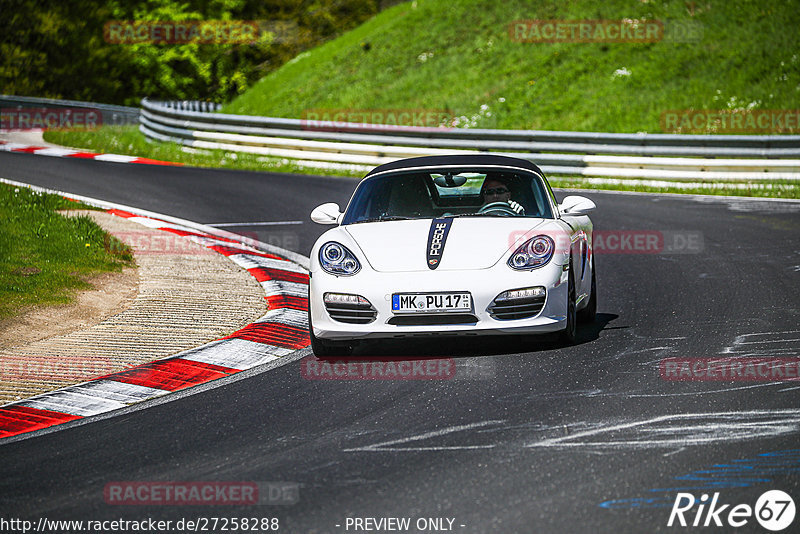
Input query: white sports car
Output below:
<box><xmin>308</xmin><ymin>154</ymin><xmax>597</xmax><ymax>356</ymax></box>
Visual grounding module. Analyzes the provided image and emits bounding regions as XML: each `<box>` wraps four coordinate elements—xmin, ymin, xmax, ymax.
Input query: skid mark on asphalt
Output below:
<box><xmin>451</xmin><ymin>358</ymin><xmax>498</xmax><ymax>380</ymax></box>
<box><xmin>579</xmin><ymin>327</ymin><xmax>800</xmax><ymax>398</ymax></box>
<box><xmin>343</xmin><ymin>410</ymin><xmax>800</xmax><ymax>453</ymax></box>
<box><xmin>525</xmin><ymin>409</ymin><xmax>800</xmax><ymax>450</ymax></box>
<box><xmin>620</xmin><ymin>381</ymin><xmax>789</xmax><ymax>397</ymax></box>
<box><xmin>593</xmin><ymin>331</ymin><xmax>687</xmax><ymax>364</ymax></box>
<box><xmin>497</xmin><ymin>389</ymin><xmax>606</xmax><ymax>402</ymax></box>
<box><xmin>343</xmin><ymin>420</ymin><xmax>504</xmax><ymax>452</ymax></box>
<box><xmin>614</xmin><ymin>329</ymin><xmax>800</xmax><ymax>397</ymax></box>
<box><xmin>691</xmin><ymin>197</ymin><xmax>800</xmax><ymax>214</ymax></box>
<box><xmin>719</xmin><ymin>329</ymin><xmax>800</xmax><ymax>396</ymax></box>
<box><xmin>721</xmin><ymin>330</ymin><xmax>800</xmax><ymax>357</ymax></box>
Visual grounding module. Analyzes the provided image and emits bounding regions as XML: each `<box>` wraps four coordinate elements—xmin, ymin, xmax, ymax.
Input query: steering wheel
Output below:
<box><xmin>477</xmin><ymin>202</ymin><xmax>519</xmax><ymax>217</ymax></box>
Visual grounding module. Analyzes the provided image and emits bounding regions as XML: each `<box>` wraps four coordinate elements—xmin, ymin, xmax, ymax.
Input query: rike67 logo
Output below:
<box><xmin>668</xmin><ymin>490</ymin><xmax>795</xmax><ymax>531</ymax></box>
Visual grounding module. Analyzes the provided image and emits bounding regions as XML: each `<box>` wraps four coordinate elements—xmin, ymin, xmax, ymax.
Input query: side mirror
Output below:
<box><xmin>558</xmin><ymin>195</ymin><xmax>596</xmax><ymax>216</ymax></box>
<box><xmin>310</xmin><ymin>202</ymin><xmax>342</xmax><ymax>225</ymax></box>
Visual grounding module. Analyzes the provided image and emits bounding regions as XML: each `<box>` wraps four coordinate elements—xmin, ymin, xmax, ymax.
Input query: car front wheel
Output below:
<box><xmin>560</xmin><ymin>266</ymin><xmax>577</xmax><ymax>345</ymax></box>
<box><xmin>578</xmin><ymin>256</ymin><xmax>597</xmax><ymax>324</ymax></box>
<box><xmin>308</xmin><ymin>305</ymin><xmax>353</xmax><ymax>357</ymax></box>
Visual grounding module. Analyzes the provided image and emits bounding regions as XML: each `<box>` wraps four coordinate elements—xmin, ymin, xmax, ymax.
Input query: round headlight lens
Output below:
<box><xmin>342</xmin><ymin>257</ymin><xmax>358</xmax><ymax>273</ymax></box>
<box><xmin>530</xmin><ymin>236</ymin><xmax>553</xmax><ymax>257</ymax></box>
<box><xmin>512</xmin><ymin>253</ymin><xmax>529</xmax><ymax>268</ymax></box>
<box><xmin>323</xmin><ymin>243</ymin><xmax>344</xmax><ymax>263</ymax></box>
<box><xmin>508</xmin><ymin>235</ymin><xmax>555</xmax><ymax>270</ymax></box>
<box><xmin>319</xmin><ymin>241</ymin><xmax>361</xmax><ymax>276</ymax></box>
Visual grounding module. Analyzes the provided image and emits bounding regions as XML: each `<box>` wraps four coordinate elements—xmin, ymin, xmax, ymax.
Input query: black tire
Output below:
<box><xmin>560</xmin><ymin>265</ymin><xmax>577</xmax><ymax>345</ymax></box>
<box><xmin>578</xmin><ymin>256</ymin><xmax>597</xmax><ymax>324</ymax></box>
<box><xmin>308</xmin><ymin>306</ymin><xmax>353</xmax><ymax>357</ymax></box>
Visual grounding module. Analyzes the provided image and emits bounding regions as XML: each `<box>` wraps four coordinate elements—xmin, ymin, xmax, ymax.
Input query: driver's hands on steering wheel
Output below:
<box><xmin>508</xmin><ymin>200</ymin><xmax>525</xmax><ymax>215</ymax></box>
<box><xmin>477</xmin><ymin>201</ymin><xmax>525</xmax><ymax>217</ymax></box>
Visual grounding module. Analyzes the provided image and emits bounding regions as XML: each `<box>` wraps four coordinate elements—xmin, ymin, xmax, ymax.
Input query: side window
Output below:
<box><xmin>528</xmin><ymin>180</ymin><xmax>548</xmax><ymax>218</ymax></box>
<box><xmin>543</xmin><ymin>179</ymin><xmax>560</xmax><ymax>218</ymax></box>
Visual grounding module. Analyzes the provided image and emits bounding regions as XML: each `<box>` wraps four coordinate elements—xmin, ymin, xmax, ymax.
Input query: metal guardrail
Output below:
<box><xmin>0</xmin><ymin>94</ymin><xmax>140</xmax><ymax>127</ymax></box>
<box><xmin>139</xmin><ymin>98</ymin><xmax>800</xmax><ymax>180</ymax></box>
<box><xmin>9</xmin><ymin>94</ymin><xmax>796</xmax><ymax>179</ymax></box>
<box><xmin>158</xmin><ymin>100</ymin><xmax>223</xmax><ymax>113</ymax></box>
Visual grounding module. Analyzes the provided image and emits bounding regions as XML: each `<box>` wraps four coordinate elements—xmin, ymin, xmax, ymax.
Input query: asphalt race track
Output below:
<box><xmin>1</xmin><ymin>150</ymin><xmax>799</xmax><ymax>533</ymax></box>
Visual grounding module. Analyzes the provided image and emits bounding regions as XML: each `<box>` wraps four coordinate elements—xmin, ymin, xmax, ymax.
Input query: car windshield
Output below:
<box><xmin>341</xmin><ymin>168</ymin><xmax>554</xmax><ymax>224</ymax></box>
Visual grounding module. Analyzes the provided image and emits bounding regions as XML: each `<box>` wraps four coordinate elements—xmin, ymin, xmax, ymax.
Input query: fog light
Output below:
<box><xmin>324</xmin><ymin>293</ymin><xmax>370</xmax><ymax>305</ymax></box>
<box><xmin>502</xmin><ymin>286</ymin><xmax>546</xmax><ymax>300</ymax></box>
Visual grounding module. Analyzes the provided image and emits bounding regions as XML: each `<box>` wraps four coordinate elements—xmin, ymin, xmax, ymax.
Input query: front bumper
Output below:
<box><xmin>310</xmin><ymin>262</ymin><xmax>569</xmax><ymax>340</ymax></box>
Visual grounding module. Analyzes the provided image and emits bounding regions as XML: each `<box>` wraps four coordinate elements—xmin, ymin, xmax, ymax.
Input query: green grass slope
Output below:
<box><xmin>0</xmin><ymin>184</ymin><xmax>133</xmax><ymax>319</ymax></box>
<box><xmin>224</xmin><ymin>0</ymin><xmax>799</xmax><ymax>133</ymax></box>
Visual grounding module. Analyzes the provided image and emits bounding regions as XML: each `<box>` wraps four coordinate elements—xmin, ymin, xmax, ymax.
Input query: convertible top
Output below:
<box><xmin>365</xmin><ymin>154</ymin><xmax>546</xmax><ymax>178</ymax></box>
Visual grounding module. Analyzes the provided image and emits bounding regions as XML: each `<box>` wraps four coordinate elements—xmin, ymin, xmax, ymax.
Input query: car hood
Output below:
<box><xmin>343</xmin><ymin>218</ymin><xmax>551</xmax><ymax>272</ymax></box>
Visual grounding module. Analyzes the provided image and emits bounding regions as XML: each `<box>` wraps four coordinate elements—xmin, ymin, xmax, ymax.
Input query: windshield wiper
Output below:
<box><xmin>350</xmin><ymin>216</ymin><xmax>411</xmax><ymax>224</ymax></box>
<box><xmin>449</xmin><ymin>213</ymin><xmax>493</xmax><ymax>218</ymax></box>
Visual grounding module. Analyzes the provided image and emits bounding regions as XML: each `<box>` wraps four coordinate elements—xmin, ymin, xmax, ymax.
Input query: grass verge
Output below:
<box><xmin>0</xmin><ymin>183</ymin><xmax>134</xmax><ymax>319</ymax></box>
<box><xmin>44</xmin><ymin>126</ymin><xmax>345</xmax><ymax>176</ymax></box>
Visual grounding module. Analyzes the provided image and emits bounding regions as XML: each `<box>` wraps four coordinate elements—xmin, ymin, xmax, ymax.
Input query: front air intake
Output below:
<box><xmin>323</xmin><ymin>294</ymin><xmax>377</xmax><ymax>324</ymax></box>
<box><xmin>388</xmin><ymin>314</ymin><xmax>478</xmax><ymax>326</ymax></box>
<box><xmin>488</xmin><ymin>290</ymin><xmax>546</xmax><ymax>320</ymax></box>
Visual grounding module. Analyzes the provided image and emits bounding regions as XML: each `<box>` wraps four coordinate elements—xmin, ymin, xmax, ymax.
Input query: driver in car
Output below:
<box><xmin>481</xmin><ymin>178</ymin><xmax>525</xmax><ymax>215</ymax></box>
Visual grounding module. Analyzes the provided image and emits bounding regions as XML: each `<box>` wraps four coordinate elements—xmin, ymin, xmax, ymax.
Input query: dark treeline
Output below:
<box><xmin>0</xmin><ymin>0</ymin><xmax>386</xmax><ymax>106</ymax></box>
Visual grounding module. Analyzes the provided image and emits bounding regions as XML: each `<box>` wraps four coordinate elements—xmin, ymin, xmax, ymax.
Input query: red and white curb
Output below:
<box><xmin>0</xmin><ymin>140</ymin><xmax>180</xmax><ymax>166</ymax></box>
<box><xmin>0</xmin><ymin>184</ymin><xmax>309</xmax><ymax>440</ymax></box>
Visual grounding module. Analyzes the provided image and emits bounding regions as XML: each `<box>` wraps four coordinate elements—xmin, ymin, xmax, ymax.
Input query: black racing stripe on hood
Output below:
<box><xmin>426</xmin><ymin>217</ymin><xmax>453</xmax><ymax>270</ymax></box>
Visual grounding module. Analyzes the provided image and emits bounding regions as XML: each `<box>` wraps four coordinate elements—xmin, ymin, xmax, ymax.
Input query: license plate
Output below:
<box><xmin>392</xmin><ymin>292</ymin><xmax>472</xmax><ymax>313</ymax></box>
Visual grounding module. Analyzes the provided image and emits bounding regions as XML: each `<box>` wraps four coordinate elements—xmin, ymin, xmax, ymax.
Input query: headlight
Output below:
<box><xmin>319</xmin><ymin>241</ymin><xmax>361</xmax><ymax>276</ymax></box>
<box><xmin>507</xmin><ymin>235</ymin><xmax>554</xmax><ymax>270</ymax></box>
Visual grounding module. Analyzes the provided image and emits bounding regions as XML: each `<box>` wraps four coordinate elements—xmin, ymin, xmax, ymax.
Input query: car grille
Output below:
<box><xmin>388</xmin><ymin>314</ymin><xmax>478</xmax><ymax>326</ymax></box>
<box><xmin>324</xmin><ymin>301</ymin><xmax>377</xmax><ymax>324</ymax></box>
<box><xmin>488</xmin><ymin>295</ymin><xmax>546</xmax><ymax>320</ymax></box>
